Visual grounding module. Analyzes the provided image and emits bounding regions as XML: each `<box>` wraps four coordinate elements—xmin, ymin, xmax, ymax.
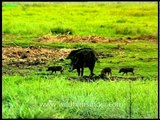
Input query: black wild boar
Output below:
<box><xmin>119</xmin><ymin>67</ymin><xmax>134</xmax><ymax>75</ymax></box>
<box><xmin>66</xmin><ymin>48</ymin><xmax>98</xmax><ymax>76</ymax></box>
<box><xmin>100</xmin><ymin>67</ymin><xmax>112</xmax><ymax>76</ymax></box>
<box><xmin>47</xmin><ymin>66</ymin><xmax>64</xmax><ymax>74</ymax></box>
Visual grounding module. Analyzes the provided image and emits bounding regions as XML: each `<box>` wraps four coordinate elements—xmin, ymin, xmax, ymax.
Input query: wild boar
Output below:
<box><xmin>119</xmin><ymin>67</ymin><xmax>134</xmax><ymax>75</ymax></box>
<box><xmin>66</xmin><ymin>48</ymin><xmax>98</xmax><ymax>76</ymax></box>
<box><xmin>47</xmin><ymin>66</ymin><xmax>64</xmax><ymax>74</ymax></box>
<box><xmin>100</xmin><ymin>67</ymin><xmax>112</xmax><ymax>76</ymax></box>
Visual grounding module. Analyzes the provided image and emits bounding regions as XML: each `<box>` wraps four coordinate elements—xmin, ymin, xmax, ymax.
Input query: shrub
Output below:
<box><xmin>51</xmin><ymin>27</ymin><xmax>73</xmax><ymax>35</ymax></box>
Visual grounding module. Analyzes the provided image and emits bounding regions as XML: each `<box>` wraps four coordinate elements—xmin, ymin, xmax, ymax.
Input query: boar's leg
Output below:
<box><xmin>51</xmin><ymin>70</ymin><xmax>54</xmax><ymax>74</ymax></box>
<box><xmin>107</xmin><ymin>72</ymin><xmax>109</xmax><ymax>76</ymax></box>
<box><xmin>77</xmin><ymin>68</ymin><xmax>80</xmax><ymax>76</ymax></box>
<box><xmin>132</xmin><ymin>71</ymin><xmax>134</xmax><ymax>75</ymax></box>
<box><xmin>108</xmin><ymin>72</ymin><xmax>110</xmax><ymax>76</ymax></box>
<box><xmin>89</xmin><ymin>65</ymin><xmax>95</xmax><ymax>76</ymax></box>
<box><xmin>81</xmin><ymin>67</ymin><xmax>84</xmax><ymax>76</ymax></box>
<box><xmin>80</xmin><ymin>63</ymin><xmax>85</xmax><ymax>76</ymax></box>
<box><xmin>110</xmin><ymin>72</ymin><xmax>112</xmax><ymax>76</ymax></box>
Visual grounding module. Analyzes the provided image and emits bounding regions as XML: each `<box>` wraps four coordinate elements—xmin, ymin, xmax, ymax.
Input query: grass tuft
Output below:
<box><xmin>51</xmin><ymin>27</ymin><xmax>73</xmax><ymax>35</ymax></box>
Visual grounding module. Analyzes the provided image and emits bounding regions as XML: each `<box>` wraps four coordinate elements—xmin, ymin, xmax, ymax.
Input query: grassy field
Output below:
<box><xmin>2</xmin><ymin>2</ymin><xmax>158</xmax><ymax>119</ymax></box>
<box><xmin>2</xmin><ymin>76</ymin><xmax>157</xmax><ymax>118</ymax></box>
<box><xmin>2</xmin><ymin>2</ymin><xmax>158</xmax><ymax>40</ymax></box>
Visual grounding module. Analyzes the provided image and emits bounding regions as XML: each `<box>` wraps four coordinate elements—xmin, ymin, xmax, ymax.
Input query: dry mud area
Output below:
<box><xmin>36</xmin><ymin>34</ymin><xmax>156</xmax><ymax>43</ymax></box>
<box><xmin>2</xmin><ymin>46</ymin><xmax>73</xmax><ymax>67</ymax></box>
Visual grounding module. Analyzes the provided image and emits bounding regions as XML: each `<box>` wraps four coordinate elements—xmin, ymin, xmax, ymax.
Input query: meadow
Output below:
<box><xmin>2</xmin><ymin>2</ymin><xmax>158</xmax><ymax>119</ymax></box>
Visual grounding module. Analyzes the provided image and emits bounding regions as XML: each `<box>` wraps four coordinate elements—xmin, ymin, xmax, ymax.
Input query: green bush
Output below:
<box><xmin>51</xmin><ymin>27</ymin><xmax>73</xmax><ymax>35</ymax></box>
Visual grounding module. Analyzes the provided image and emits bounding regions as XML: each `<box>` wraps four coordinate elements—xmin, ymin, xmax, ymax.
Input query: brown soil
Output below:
<box><xmin>36</xmin><ymin>35</ymin><xmax>110</xmax><ymax>43</ymax></box>
<box><xmin>2</xmin><ymin>46</ymin><xmax>73</xmax><ymax>66</ymax></box>
<box><xmin>36</xmin><ymin>35</ymin><xmax>157</xmax><ymax>44</ymax></box>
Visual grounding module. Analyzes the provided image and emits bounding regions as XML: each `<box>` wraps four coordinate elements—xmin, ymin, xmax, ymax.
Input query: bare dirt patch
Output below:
<box><xmin>36</xmin><ymin>35</ymin><xmax>110</xmax><ymax>43</ymax></box>
<box><xmin>2</xmin><ymin>46</ymin><xmax>73</xmax><ymax>66</ymax></box>
<box><xmin>36</xmin><ymin>35</ymin><xmax>157</xmax><ymax>44</ymax></box>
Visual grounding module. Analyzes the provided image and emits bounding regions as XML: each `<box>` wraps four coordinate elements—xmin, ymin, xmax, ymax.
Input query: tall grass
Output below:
<box><xmin>2</xmin><ymin>75</ymin><xmax>158</xmax><ymax>118</ymax></box>
<box><xmin>2</xmin><ymin>2</ymin><xmax>158</xmax><ymax>38</ymax></box>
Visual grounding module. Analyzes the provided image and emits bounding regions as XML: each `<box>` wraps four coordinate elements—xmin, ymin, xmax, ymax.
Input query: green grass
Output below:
<box><xmin>2</xmin><ymin>2</ymin><xmax>158</xmax><ymax>119</ymax></box>
<box><xmin>2</xmin><ymin>2</ymin><xmax>158</xmax><ymax>38</ymax></box>
<box><xmin>2</xmin><ymin>75</ymin><xmax>158</xmax><ymax>118</ymax></box>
